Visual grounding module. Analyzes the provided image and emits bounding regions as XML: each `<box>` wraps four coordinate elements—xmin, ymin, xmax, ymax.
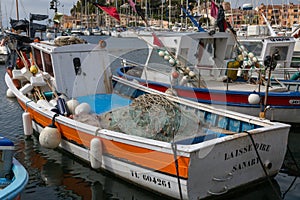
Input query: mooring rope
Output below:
<box><xmin>245</xmin><ymin>131</ymin><xmax>282</xmax><ymax>200</ymax></box>
<box><xmin>171</xmin><ymin>141</ymin><xmax>183</xmax><ymax>200</ymax></box>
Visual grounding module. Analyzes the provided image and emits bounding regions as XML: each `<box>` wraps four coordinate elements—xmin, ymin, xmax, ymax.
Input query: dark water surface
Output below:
<box><xmin>0</xmin><ymin>35</ymin><xmax>299</xmax><ymax>200</ymax></box>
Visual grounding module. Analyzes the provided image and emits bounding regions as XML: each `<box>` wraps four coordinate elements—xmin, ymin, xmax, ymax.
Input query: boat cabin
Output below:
<box><xmin>136</xmin><ymin>31</ymin><xmax>235</xmax><ymax>84</ymax></box>
<box><xmin>30</xmin><ymin>39</ymin><xmax>112</xmax><ymax>98</ymax></box>
<box><xmin>239</xmin><ymin>36</ymin><xmax>295</xmax><ymax>69</ymax></box>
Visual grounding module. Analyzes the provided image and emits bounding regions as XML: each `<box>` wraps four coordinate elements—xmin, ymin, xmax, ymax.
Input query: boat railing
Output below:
<box><xmin>111</xmin><ymin>53</ymin><xmax>300</xmax><ymax>92</ymax></box>
<box><xmin>112</xmin><ymin>56</ymin><xmax>175</xmax><ymax>90</ymax></box>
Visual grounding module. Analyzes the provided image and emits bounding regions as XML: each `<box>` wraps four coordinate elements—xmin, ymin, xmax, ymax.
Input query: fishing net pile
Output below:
<box><xmin>54</xmin><ymin>36</ymin><xmax>87</xmax><ymax>46</ymax></box>
<box><xmin>98</xmin><ymin>94</ymin><xmax>202</xmax><ymax>142</ymax></box>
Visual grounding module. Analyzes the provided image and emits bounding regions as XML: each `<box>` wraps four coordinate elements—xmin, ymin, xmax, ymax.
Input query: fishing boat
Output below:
<box><xmin>0</xmin><ymin>136</ymin><xmax>28</xmax><ymax>199</ymax></box>
<box><xmin>115</xmin><ymin>30</ymin><xmax>300</xmax><ymax>124</ymax></box>
<box><xmin>5</xmin><ymin>35</ymin><xmax>290</xmax><ymax>199</ymax></box>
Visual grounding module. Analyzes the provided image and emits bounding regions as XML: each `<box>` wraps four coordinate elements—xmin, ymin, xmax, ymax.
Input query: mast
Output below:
<box><xmin>168</xmin><ymin>0</ymin><xmax>171</xmax><ymax>29</ymax></box>
<box><xmin>0</xmin><ymin>0</ymin><xmax>2</xmax><ymax>30</ymax></box>
<box><xmin>16</xmin><ymin>0</ymin><xmax>19</xmax><ymax>20</ymax></box>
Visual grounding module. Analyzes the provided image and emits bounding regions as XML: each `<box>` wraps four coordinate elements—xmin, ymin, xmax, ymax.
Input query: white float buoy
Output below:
<box><xmin>188</xmin><ymin>71</ymin><xmax>196</xmax><ymax>78</ymax></box>
<box><xmin>66</xmin><ymin>99</ymin><xmax>80</xmax><ymax>114</ymax></box>
<box><xmin>158</xmin><ymin>50</ymin><xmax>164</xmax><ymax>57</ymax></box>
<box><xmin>39</xmin><ymin>114</ymin><xmax>61</xmax><ymax>149</ymax></box>
<box><xmin>22</xmin><ymin>112</ymin><xmax>33</xmax><ymax>136</ymax></box>
<box><xmin>6</xmin><ymin>88</ymin><xmax>15</xmax><ymax>98</ymax></box>
<box><xmin>75</xmin><ymin>103</ymin><xmax>91</xmax><ymax>115</ymax></box>
<box><xmin>248</xmin><ymin>52</ymin><xmax>254</xmax><ymax>59</ymax></box>
<box><xmin>164</xmin><ymin>55</ymin><xmax>170</xmax><ymax>60</ymax></box>
<box><xmin>179</xmin><ymin>76</ymin><xmax>189</xmax><ymax>86</ymax></box>
<box><xmin>252</xmin><ymin>57</ymin><xmax>258</xmax><ymax>62</ymax></box>
<box><xmin>248</xmin><ymin>93</ymin><xmax>260</xmax><ymax>104</ymax></box>
<box><xmin>90</xmin><ymin>138</ymin><xmax>102</xmax><ymax>169</ymax></box>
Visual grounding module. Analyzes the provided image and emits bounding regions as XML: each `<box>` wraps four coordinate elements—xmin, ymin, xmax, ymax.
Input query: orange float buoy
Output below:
<box><xmin>99</xmin><ymin>40</ymin><xmax>106</xmax><ymax>48</ymax></box>
<box><xmin>172</xmin><ymin>71</ymin><xmax>179</xmax><ymax>79</ymax></box>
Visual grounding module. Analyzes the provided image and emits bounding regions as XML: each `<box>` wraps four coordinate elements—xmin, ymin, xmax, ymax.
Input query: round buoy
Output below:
<box><xmin>172</xmin><ymin>71</ymin><xmax>179</xmax><ymax>79</ymax></box>
<box><xmin>66</xmin><ymin>99</ymin><xmax>79</xmax><ymax>114</ymax></box>
<box><xmin>30</xmin><ymin>65</ymin><xmax>39</xmax><ymax>74</ymax></box>
<box><xmin>237</xmin><ymin>54</ymin><xmax>244</xmax><ymax>61</ymax></box>
<box><xmin>248</xmin><ymin>52</ymin><xmax>254</xmax><ymax>59</ymax></box>
<box><xmin>90</xmin><ymin>138</ymin><xmax>102</xmax><ymax>169</ymax></box>
<box><xmin>75</xmin><ymin>103</ymin><xmax>91</xmax><ymax>115</ymax></box>
<box><xmin>6</xmin><ymin>88</ymin><xmax>15</xmax><ymax>98</ymax></box>
<box><xmin>248</xmin><ymin>93</ymin><xmax>260</xmax><ymax>104</ymax></box>
<box><xmin>22</xmin><ymin>112</ymin><xmax>33</xmax><ymax>136</ymax></box>
<box><xmin>179</xmin><ymin>76</ymin><xmax>188</xmax><ymax>86</ymax></box>
<box><xmin>46</xmin><ymin>32</ymin><xmax>52</xmax><ymax>40</ymax></box>
<box><xmin>39</xmin><ymin>126</ymin><xmax>61</xmax><ymax>149</ymax></box>
<box><xmin>252</xmin><ymin>57</ymin><xmax>258</xmax><ymax>62</ymax></box>
<box><xmin>189</xmin><ymin>71</ymin><xmax>196</xmax><ymax>78</ymax></box>
<box><xmin>158</xmin><ymin>50</ymin><xmax>164</xmax><ymax>57</ymax></box>
<box><xmin>164</xmin><ymin>55</ymin><xmax>170</xmax><ymax>60</ymax></box>
<box><xmin>39</xmin><ymin>114</ymin><xmax>61</xmax><ymax>149</ymax></box>
<box><xmin>169</xmin><ymin>58</ymin><xmax>175</xmax><ymax>65</ymax></box>
<box><xmin>98</xmin><ymin>40</ymin><xmax>106</xmax><ymax>48</ymax></box>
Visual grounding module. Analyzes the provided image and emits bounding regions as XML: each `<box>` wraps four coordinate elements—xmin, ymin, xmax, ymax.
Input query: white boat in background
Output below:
<box><xmin>116</xmin><ymin>31</ymin><xmax>300</xmax><ymax>123</ymax></box>
<box><xmin>4</xmin><ymin>35</ymin><xmax>290</xmax><ymax>199</ymax></box>
<box><xmin>237</xmin><ymin>24</ymin><xmax>296</xmax><ymax>79</ymax></box>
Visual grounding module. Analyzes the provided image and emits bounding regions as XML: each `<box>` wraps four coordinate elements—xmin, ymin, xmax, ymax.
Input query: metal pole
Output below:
<box><xmin>169</xmin><ymin>0</ymin><xmax>171</xmax><ymax>29</ymax></box>
<box><xmin>16</xmin><ymin>0</ymin><xmax>19</xmax><ymax>20</ymax></box>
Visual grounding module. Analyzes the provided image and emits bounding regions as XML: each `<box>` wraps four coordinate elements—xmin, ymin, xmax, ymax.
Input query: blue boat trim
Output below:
<box><xmin>116</xmin><ymin>66</ymin><xmax>300</xmax><ymax>109</ymax></box>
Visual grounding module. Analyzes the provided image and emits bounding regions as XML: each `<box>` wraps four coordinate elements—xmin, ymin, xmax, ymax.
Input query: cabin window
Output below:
<box><xmin>270</xmin><ymin>46</ymin><xmax>289</xmax><ymax>61</ymax></box>
<box><xmin>239</xmin><ymin>41</ymin><xmax>263</xmax><ymax>57</ymax></box>
<box><xmin>33</xmin><ymin>47</ymin><xmax>43</xmax><ymax>71</ymax></box>
<box><xmin>42</xmin><ymin>52</ymin><xmax>54</xmax><ymax>76</ymax></box>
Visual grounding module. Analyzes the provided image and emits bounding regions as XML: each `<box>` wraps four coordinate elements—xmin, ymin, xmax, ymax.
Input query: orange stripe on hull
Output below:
<box><xmin>19</xmin><ymin>101</ymin><xmax>190</xmax><ymax>178</ymax></box>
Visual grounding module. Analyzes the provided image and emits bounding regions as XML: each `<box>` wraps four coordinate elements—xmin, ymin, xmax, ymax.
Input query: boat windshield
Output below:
<box><xmin>239</xmin><ymin>41</ymin><xmax>263</xmax><ymax>57</ymax></box>
<box><xmin>270</xmin><ymin>46</ymin><xmax>289</xmax><ymax>61</ymax></box>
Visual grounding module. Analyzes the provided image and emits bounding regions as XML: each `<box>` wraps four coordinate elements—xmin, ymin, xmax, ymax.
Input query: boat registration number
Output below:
<box><xmin>289</xmin><ymin>100</ymin><xmax>300</xmax><ymax>105</ymax></box>
<box><xmin>130</xmin><ymin>170</ymin><xmax>171</xmax><ymax>188</ymax></box>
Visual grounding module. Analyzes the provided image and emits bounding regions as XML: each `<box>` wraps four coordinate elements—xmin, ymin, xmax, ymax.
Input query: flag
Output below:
<box><xmin>180</xmin><ymin>5</ymin><xmax>205</xmax><ymax>32</ymax></box>
<box><xmin>217</xmin><ymin>5</ymin><xmax>227</xmax><ymax>32</ymax></box>
<box><xmin>152</xmin><ymin>33</ymin><xmax>163</xmax><ymax>47</ymax></box>
<box><xmin>30</xmin><ymin>13</ymin><xmax>48</xmax><ymax>21</ymax></box>
<box><xmin>210</xmin><ymin>1</ymin><xmax>218</xmax><ymax>19</ymax></box>
<box><xmin>128</xmin><ymin>0</ymin><xmax>137</xmax><ymax>13</ymax></box>
<box><xmin>128</xmin><ymin>0</ymin><xmax>148</xmax><ymax>26</ymax></box>
<box><xmin>93</xmin><ymin>3</ymin><xmax>120</xmax><ymax>21</ymax></box>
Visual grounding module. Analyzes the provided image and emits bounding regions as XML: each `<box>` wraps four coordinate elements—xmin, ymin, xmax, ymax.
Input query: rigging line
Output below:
<box><xmin>171</xmin><ymin>141</ymin><xmax>183</xmax><ymax>200</ymax></box>
<box><xmin>19</xmin><ymin>0</ymin><xmax>27</xmax><ymax>19</ymax></box>
<box><xmin>244</xmin><ymin>131</ymin><xmax>283</xmax><ymax>200</ymax></box>
<box><xmin>9</xmin><ymin>0</ymin><xmax>15</xmax><ymax>20</ymax></box>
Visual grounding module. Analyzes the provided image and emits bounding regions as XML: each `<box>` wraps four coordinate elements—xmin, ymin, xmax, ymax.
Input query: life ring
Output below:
<box><xmin>99</xmin><ymin>40</ymin><xmax>106</xmax><ymax>48</ymax></box>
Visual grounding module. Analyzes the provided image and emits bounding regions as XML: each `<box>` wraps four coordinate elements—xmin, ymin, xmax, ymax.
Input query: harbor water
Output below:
<box><xmin>0</xmin><ymin>35</ymin><xmax>300</xmax><ymax>200</ymax></box>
